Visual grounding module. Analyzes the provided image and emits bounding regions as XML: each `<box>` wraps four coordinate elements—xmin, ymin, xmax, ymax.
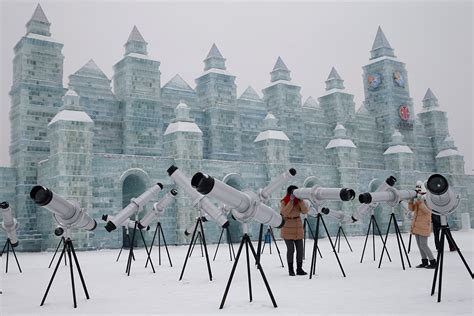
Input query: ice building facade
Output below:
<box><xmin>1</xmin><ymin>5</ymin><xmax>473</xmax><ymax>251</ymax></box>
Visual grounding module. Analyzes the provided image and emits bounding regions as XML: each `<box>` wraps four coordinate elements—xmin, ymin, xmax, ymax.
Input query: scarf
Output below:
<box><xmin>282</xmin><ymin>194</ymin><xmax>299</xmax><ymax>205</ymax></box>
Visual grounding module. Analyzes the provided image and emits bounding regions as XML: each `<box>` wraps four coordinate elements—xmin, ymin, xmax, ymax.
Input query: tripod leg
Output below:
<box><xmin>116</xmin><ymin>246</ymin><xmax>124</xmax><ymax>262</ymax></box>
<box><xmin>270</xmin><ymin>228</ymin><xmax>284</xmax><ymax>267</ymax></box>
<box><xmin>269</xmin><ymin>230</ymin><xmax>272</xmax><ymax>255</ymax></box>
<box><xmin>158</xmin><ymin>227</ymin><xmax>162</xmax><ymax>266</ymax></box>
<box><xmin>160</xmin><ymin>224</ymin><xmax>173</xmax><ymax>267</ymax></box>
<box><xmin>445</xmin><ymin>231</ymin><xmax>474</xmax><ymax>278</ymax></box>
<box><xmin>306</xmin><ymin>220</ymin><xmax>322</xmax><ymax>259</ymax></box>
<box><xmin>321</xmin><ymin>216</ymin><xmax>346</xmax><ymax>277</ymax></box>
<box><xmin>341</xmin><ymin>227</ymin><xmax>353</xmax><ymax>252</ymax></box>
<box><xmin>5</xmin><ymin>241</ymin><xmax>9</xmax><ymax>273</ymax></box>
<box><xmin>360</xmin><ymin>217</ymin><xmax>373</xmax><ymax>263</ymax></box>
<box><xmin>219</xmin><ymin>234</ymin><xmax>246</xmax><ymax>309</ymax></box>
<box><xmin>256</xmin><ymin>224</ymin><xmax>264</xmax><ymax>266</ymax></box>
<box><xmin>393</xmin><ymin>218</ymin><xmax>406</xmax><ymax>270</ymax></box>
<box><xmin>245</xmin><ymin>238</ymin><xmax>253</xmax><ymax>302</ymax></box>
<box><xmin>378</xmin><ymin>214</ymin><xmax>393</xmax><ymax>268</ymax></box>
<box><xmin>310</xmin><ymin>215</ymin><xmax>321</xmax><ymax>279</ymax></box>
<box><xmin>226</xmin><ymin>227</ymin><xmax>236</xmax><ymax>261</ymax></box>
<box><xmin>65</xmin><ymin>242</ymin><xmax>78</xmax><ymax>308</ymax></box>
<box><xmin>9</xmin><ymin>241</ymin><xmax>22</xmax><ymax>273</ymax></box>
<box><xmin>179</xmin><ymin>220</ymin><xmax>200</xmax><ymax>281</ymax></box>
<box><xmin>140</xmin><ymin>229</ymin><xmax>155</xmax><ymax>273</ymax></box>
<box><xmin>126</xmin><ymin>225</ymin><xmax>138</xmax><ymax>276</ymax></box>
<box><xmin>261</xmin><ymin>234</ymin><xmax>266</xmax><ymax>254</ymax></box>
<box><xmin>394</xmin><ymin>219</ymin><xmax>411</xmax><ymax>268</ymax></box>
<box><xmin>41</xmin><ymin>242</ymin><xmax>67</xmax><ymax>306</ymax></box>
<box><xmin>437</xmin><ymin>229</ymin><xmax>446</xmax><ymax>302</ymax></box>
<box><xmin>303</xmin><ymin>219</ymin><xmax>307</xmax><ymax>259</ymax></box>
<box><xmin>49</xmin><ymin>238</ymin><xmax>63</xmax><ymax>268</ymax></box>
<box><xmin>189</xmin><ymin>231</ymin><xmax>199</xmax><ymax>258</ymax></box>
<box><xmin>213</xmin><ymin>228</ymin><xmax>225</xmax><ymax>261</ymax></box>
<box><xmin>408</xmin><ymin>234</ymin><xmax>412</xmax><ymax>254</ymax></box>
<box><xmin>372</xmin><ymin>217</ymin><xmax>375</xmax><ymax>260</ymax></box>
<box><xmin>69</xmin><ymin>241</ymin><xmax>90</xmax><ymax>300</ymax></box>
<box><xmin>248</xmin><ymin>238</ymin><xmax>278</xmax><ymax>308</ymax></box>
<box><xmin>199</xmin><ymin>232</ymin><xmax>204</xmax><ymax>258</ymax></box>
<box><xmin>373</xmin><ymin>217</ymin><xmax>392</xmax><ymax>262</ymax></box>
<box><xmin>198</xmin><ymin>219</ymin><xmax>213</xmax><ymax>281</ymax></box>
<box><xmin>146</xmin><ymin>222</ymin><xmax>159</xmax><ymax>268</ymax></box>
<box><xmin>431</xmin><ymin>230</ymin><xmax>443</xmax><ymax>296</ymax></box>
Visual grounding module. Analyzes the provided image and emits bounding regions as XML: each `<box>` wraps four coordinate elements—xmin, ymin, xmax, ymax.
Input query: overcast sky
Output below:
<box><xmin>0</xmin><ymin>0</ymin><xmax>472</xmax><ymax>174</ymax></box>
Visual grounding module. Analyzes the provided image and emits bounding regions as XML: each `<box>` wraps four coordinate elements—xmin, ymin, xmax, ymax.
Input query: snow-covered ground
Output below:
<box><xmin>1</xmin><ymin>230</ymin><xmax>472</xmax><ymax>315</ymax></box>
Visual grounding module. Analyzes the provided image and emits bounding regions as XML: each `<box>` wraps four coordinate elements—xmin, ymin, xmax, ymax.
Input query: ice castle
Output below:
<box><xmin>1</xmin><ymin>4</ymin><xmax>473</xmax><ymax>251</ymax></box>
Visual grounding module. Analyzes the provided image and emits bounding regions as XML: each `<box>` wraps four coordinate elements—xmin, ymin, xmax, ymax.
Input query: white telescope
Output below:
<box><xmin>138</xmin><ymin>189</ymin><xmax>177</xmax><ymax>230</ymax></box>
<box><xmin>30</xmin><ymin>186</ymin><xmax>97</xmax><ymax>231</ymax></box>
<box><xmin>1</xmin><ymin>202</ymin><xmax>19</xmax><ymax>247</ymax></box>
<box><xmin>104</xmin><ymin>182</ymin><xmax>163</xmax><ymax>232</ymax></box>
<box><xmin>351</xmin><ymin>176</ymin><xmax>396</xmax><ymax>222</ymax></box>
<box><xmin>359</xmin><ymin>187</ymin><xmax>417</xmax><ymax>206</ymax></box>
<box><xmin>259</xmin><ymin>168</ymin><xmax>296</xmax><ymax>202</ymax></box>
<box><xmin>425</xmin><ymin>174</ymin><xmax>460</xmax><ymax>216</ymax></box>
<box><xmin>293</xmin><ymin>186</ymin><xmax>355</xmax><ymax>205</ymax></box>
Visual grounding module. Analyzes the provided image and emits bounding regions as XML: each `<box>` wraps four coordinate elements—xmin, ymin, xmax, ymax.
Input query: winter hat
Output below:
<box><xmin>415</xmin><ymin>180</ymin><xmax>426</xmax><ymax>194</ymax></box>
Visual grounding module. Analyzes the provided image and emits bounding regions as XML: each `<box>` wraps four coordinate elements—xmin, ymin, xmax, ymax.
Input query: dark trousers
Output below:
<box><xmin>284</xmin><ymin>239</ymin><xmax>304</xmax><ymax>264</ymax></box>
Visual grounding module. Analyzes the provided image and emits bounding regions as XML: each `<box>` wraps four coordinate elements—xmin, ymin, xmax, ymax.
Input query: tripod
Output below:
<box><xmin>361</xmin><ymin>214</ymin><xmax>392</xmax><ymax>263</ymax></box>
<box><xmin>116</xmin><ymin>228</ymin><xmax>135</xmax><ymax>262</ymax></box>
<box><xmin>40</xmin><ymin>229</ymin><xmax>89</xmax><ymax>308</ymax></box>
<box><xmin>260</xmin><ymin>227</ymin><xmax>284</xmax><ymax>267</ymax></box>
<box><xmin>431</xmin><ymin>216</ymin><xmax>473</xmax><ymax>302</ymax></box>
<box><xmin>219</xmin><ymin>223</ymin><xmax>277</xmax><ymax>309</ymax></box>
<box><xmin>189</xmin><ymin>231</ymin><xmax>204</xmax><ymax>258</ymax></box>
<box><xmin>125</xmin><ymin>221</ymin><xmax>155</xmax><ymax>276</ymax></box>
<box><xmin>378</xmin><ymin>210</ymin><xmax>411</xmax><ymax>270</ymax></box>
<box><xmin>213</xmin><ymin>226</ymin><xmax>236</xmax><ymax>261</ymax></box>
<box><xmin>407</xmin><ymin>233</ymin><xmax>412</xmax><ymax>253</ymax></box>
<box><xmin>145</xmin><ymin>221</ymin><xmax>172</xmax><ymax>267</ymax></box>
<box><xmin>48</xmin><ymin>237</ymin><xmax>67</xmax><ymax>268</ymax></box>
<box><xmin>303</xmin><ymin>216</ymin><xmax>322</xmax><ymax>260</ymax></box>
<box><xmin>1</xmin><ymin>238</ymin><xmax>22</xmax><ymax>273</ymax></box>
<box><xmin>179</xmin><ymin>216</ymin><xmax>212</xmax><ymax>281</ymax></box>
<box><xmin>309</xmin><ymin>213</ymin><xmax>346</xmax><ymax>278</ymax></box>
<box><xmin>334</xmin><ymin>223</ymin><xmax>353</xmax><ymax>253</ymax></box>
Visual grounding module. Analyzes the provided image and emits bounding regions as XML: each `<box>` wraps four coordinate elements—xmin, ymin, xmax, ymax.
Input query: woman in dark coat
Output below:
<box><xmin>280</xmin><ymin>185</ymin><xmax>309</xmax><ymax>276</ymax></box>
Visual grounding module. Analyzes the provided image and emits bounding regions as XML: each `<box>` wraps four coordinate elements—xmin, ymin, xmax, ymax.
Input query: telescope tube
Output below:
<box><xmin>139</xmin><ymin>189</ymin><xmax>177</xmax><ymax>229</ymax></box>
<box><xmin>260</xmin><ymin>168</ymin><xmax>296</xmax><ymax>201</ymax></box>
<box><xmin>1</xmin><ymin>202</ymin><xmax>19</xmax><ymax>247</ymax></box>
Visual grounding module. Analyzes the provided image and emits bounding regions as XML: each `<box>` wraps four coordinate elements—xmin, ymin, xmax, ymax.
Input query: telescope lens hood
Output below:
<box><xmin>0</xmin><ymin>201</ymin><xmax>9</xmax><ymax>209</ymax></box>
<box><xmin>427</xmin><ymin>174</ymin><xmax>448</xmax><ymax>195</ymax></box>
<box><xmin>91</xmin><ymin>219</ymin><xmax>97</xmax><ymax>231</ymax></box>
<box><xmin>101</xmin><ymin>214</ymin><xmax>108</xmax><ymax>222</ymax></box>
<box><xmin>277</xmin><ymin>218</ymin><xmax>286</xmax><ymax>229</ymax></box>
<box><xmin>222</xmin><ymin>221</ymin><xmax>230</xmax><ymax>228</ymax></box>
<box><xmin>321</xmin><ymin>207</ymin><xmax>330</xmax><ymax>215</ymax></box>
<box><xmin>170</xmin><ymin>189</ymin><xmax>178</xmax><ymax>196</ymax></box>
<box><xmin>167</xmin><ymin>165</ymin><xmax>178</xmax><ymax>176</ymax></box>
<box><xmin>54</xmin><ymin>227</ymin><xmax>64</xmax><ymax>236</ymax></box>
<box><xmin>30</xmin><ymin>186</ymin><xmax>53</xmax><ymax>206</ymax></box>
<box><xmin>191</xmin><ymin>172</ymin><xmax>215</xmax><ymax>195</ymax></box>
<box><xmin>340</xmin><ymin>188</ymin><xmax>355</xmax><ymax>201</ymax></box>
<box><xmin>289</xmin><ymin>168</ymin><xmax>296</xmax><ymax>176</ymax></box>
<box><xmin>386</xmin><ymin>176</ymin><xmax>397</xmax><ymax>186</ymax></box>
<box><xmin>11</xmin><ymin>241</ymin><xmax>19</xmax><ymax>248</ymax></box>
<box><xmin>359</xmin><ymin>193</ymin><xmax>372</xmax><ymax>204</ymax></box>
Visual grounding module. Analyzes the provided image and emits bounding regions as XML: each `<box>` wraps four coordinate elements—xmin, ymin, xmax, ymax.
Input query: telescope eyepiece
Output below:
<box><xmin>386</xmin><ymin>176</ymin><xmax>397</xmax><ymax>186</ymax></box>
<box><xmin>30</xmin><ymin>186</ymin><xmax>53</xmax><ymax>206</ymax></box>
<box><xmin>276</xmin><ymin>217</ymin><xmax>286</xmax><ymax>229</ymax></box>
<box><xmin>105</xmin><ymin>221</ymin><xmax>117</xmax><ymax>232</ymax></box>
<box><xmin>167</xmin><ymin>165</ymin><xmax>178</xmax><ymax>176</ymax></box>
<box><xmin>321</xmin><ymin>207</ymin><xmax>330</xmax><ymax>215</ymax></box>
<box><xmin>359</xmin><ymin>193</ymin><xmax>372</xmax><ymax>204</ymax></box>
<box><xmin>191</xmin><ymin>172</ymin><xmax>215</xmax><ymax>195</ymax></box>
<box><xmin>54</xmin><ymin>227</ymin><xmax>64</xmax><ymax>236</ymax></box>
<box><xmin>170</xmin><ymin>189</ymin><xmax>178</xmax><ymax>196</ymax></box>
<box><xmin>340</xmin><ymin>188</ymin><xmax>355</xmax><ymax>201</ymax></box>
<box><xmin>101</xmin><ymin>214</ymin><xmax>108</xmax><ymax>222</ymax></box>
<box><xmin>427</xmin><ymin>174</ymin><xmax>448</xmax><ymax>195</ymax></box>
<box><xmin>0</xmin><ymin>201</ymin><xmax>9</xmax><ymax>209</ymax></box>
<box><xmin>289</xmin><ymin>168</ymin><xmax>296</xmax><ymax>176</ymax></box>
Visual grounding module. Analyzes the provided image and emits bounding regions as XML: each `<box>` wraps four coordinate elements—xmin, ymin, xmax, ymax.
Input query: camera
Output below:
<box><xmin>1</xmin><ymin>202</ymin><xmax>19</xmax><ymax>247</ymax></box>
<box><xmin>30</xmin><ymin>186</ymin><xmax>97</xmax><ymax>231</ymax></box>
<box><xmin>104</xmin><ymin>183</ymin><xmax>163</xmax><ymax>232</ymax></box>
<box><xmin>191</xmin><ymin>172</ymin><xmax>285</xmax><ymax>228</ymax></box>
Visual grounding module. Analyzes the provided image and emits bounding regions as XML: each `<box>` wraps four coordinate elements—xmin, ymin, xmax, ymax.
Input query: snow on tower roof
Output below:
<box><xmin>254</xmin><ymin>131</ymin><xmax>289</xmax><ymax>142</ymax></box>
<box><xmin>357</xmin><ymin>104</ymin><xmax>369</xmax><ymax>114</ymax></box>
<box><xmin>272</xmin><ymin>57</ymin><xmax>289</xmax><ymax>71</ymax></box>
<box><xmin>265</xmin><ymin>113</ymin><xmax>276</xmax><ymax>120</ymax></box>
<box><xmin>327</xmin><ymin>67</ymin><xmax>342</xmax><ymax>81</ymax></box>
<box><xmin>49</xmin><ymin>110</ymin><xmax>93</xmax><ymax>126</ymax></box>
<box><xmin>64</xmin><ymin>89</ymin><xmax>79</xmax><ymax>97</ymax></box>
<box><xmin>326</xmin><ymin>139</ymin><xmax>356</xmax><ymax>149</ymax></box>
<box><xmin>302</xmin><ymin>96</ymin><xmax>319</xmax><ymax>108</ymax></box>
<box><xmin>383</xmin><ymin>145</ymin><xmax>413</xmax><ymax>155</ymax></box>
<box><xmin>127</xmin><ymin>26</ymin><xmax>146</xmax><ymax>43</ymax></box>
<box><xmin>239</xmin><ymin>86</ymin><xmax>261</xmax><ymax>101</ymax></box>
<box><xmin>372</xmin><ymin>26</ymin><xmax>393</xmax><ymax>51</ymax></box>
<box><xmin>206</xmin><ymin>43</ymin><xmax>224</xmax><ymax>59</ymax></box>
<box><xmin>436</xmin><ymin>149</ymin><xmax>463</xmax><ymax>158</ymax></box>
<box><xmin>423</xmin><ymin>88</ymin><xmax>438</xmax><ymax>101</ymax></box>
<box><xmin>25</xmin><ymin>33</ymin><xmax>58</xmax><ymax>43</ymax></box>
<box><xmin>29</xmin><ymin>4</ymin><xmax>50</xmax><ymax>24</ymax></box>
<box><xmin>74</xmin><ymin>59</ymin><xmax>109</xmax><ymax>80</ymax></box>
<box><xmin>164</xmin><ymin>122</ymin><xmax>202</xmax><ymax>135</ymax></box>
<box><xmin>163</xmin><ymin>74</ymin><xmax>194</xmax><ymax>92</ymax></box>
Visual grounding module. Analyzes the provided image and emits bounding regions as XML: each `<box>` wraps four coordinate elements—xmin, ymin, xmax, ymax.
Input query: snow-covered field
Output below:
<box><xmin>1</xmin><ymin>230</ymin><xmax>472</xmax><ymax>315</ymax></box>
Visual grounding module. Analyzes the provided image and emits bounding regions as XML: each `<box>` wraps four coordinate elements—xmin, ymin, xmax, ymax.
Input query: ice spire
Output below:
<box><xmin>422</xmin><ymin>88</ymin><xmax>440</xmax><ymax>109</ymax></box>
<box><xmin>204</xmin><ymin>43</ymin><xmax>226</xmax><ymax>71</ymax></box>
<box><xmin>325</xmin><ymin>67</ymin><xmax>345</xmax><ymax>90</ymax></box>
<box><xmin>370</xmin><ymin>26</ymin><xmax>396</xmax><ymax>59</ymax></box>
<box><xmin>26</xmin><ymin>4</ymin><xmax>51</xmax><ymax>36</ymax></box>
<box><xmin>270</xmin><ymin>56</ymin><xmax>291</xmax><ymax>82</ymax></box>
<box><xmin>125</xmin><ymin>25</ymin><xmax>148</xmax><ymax>55</ymax></box>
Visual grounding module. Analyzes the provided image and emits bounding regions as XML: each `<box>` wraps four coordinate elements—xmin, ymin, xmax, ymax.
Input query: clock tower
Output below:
<box><xmin>362</xmin><ymin>27</ymin><xmax>415</xmax><ymax>148</ymax></box>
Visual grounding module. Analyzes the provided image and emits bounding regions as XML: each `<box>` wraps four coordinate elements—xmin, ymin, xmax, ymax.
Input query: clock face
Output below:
<box><xmin>367</xmin><ymin>73</ymin><xmax>382</xmax><ymax>90</ymax></box>
<box><xmin>393</xmin><ymin>71</ymin><xmax>405</xmax><ymax>87</ymax></box>
<box><xmin>399</xmin><ymin>105</ymin><xmax>410</xmax><ymax>121</ymax></box>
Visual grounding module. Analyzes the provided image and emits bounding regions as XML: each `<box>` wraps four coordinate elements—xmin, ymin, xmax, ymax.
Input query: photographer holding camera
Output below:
<box><xmin>408</xmin><ymin>181</ymin><xmax>436</xmax><ymax>269</ymax></box>
<box><xmin>280</xmin><ymin>185</ymin><xmax>309</xmax><ymax>276</ymax></box>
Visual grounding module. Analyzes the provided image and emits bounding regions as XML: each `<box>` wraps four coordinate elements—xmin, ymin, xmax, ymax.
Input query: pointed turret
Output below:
<box><xmin>204</xmin><ymin>43</ymin><xmax>226</xmax><ymax>71</ymax></box>
<box><xmin>370</xmin><ymin>26</ymin><xmax>395</xmax><ymax>59</ymax></box>
<box><xmin>73</xmin><ymin>59</ymin><xmax>110</xmax><ymax>80</ymax></box>
<box><xmin>326</xmin><ymin>124</ymin><xmax>356</xmax><ymax>149</ymax></box>
<box><xmin>61</xmin><ymin>89</ymin><xmax>83</xmax><ymax>112</ymax></box>
<box><xmin>239</xmin><ymin>86</ymin><xmax>261</xmax><ymax>101</ymax></box>
<box><xmin>255</xmin><ymin>113</ymin><xmax>290</xmax><ymax>142</ymax></box>
<box><xmin>383</xmin><ymin>130</ymin><xmax>413</xmax><ymax>155</ymax></box>
<box><xmin>254</xmin><ymin>113</ymin><xmax>290</xmax><ymax>163</ymax></box>
<box><xmin>435</xmin><ymin>135</ymin><xmax>464</xmax><ymax>174</ymax></box>
<box><xmin>302</xmin><ymin>96</ymin><xmax>319</xmax><ymax>108</ymax></box>
<box><xmin>325</xmin><ymin>67</ymin><xmax>345</xmax><ymax>90</ymax></box>
<box><xmin>422</xmin><ymin>88</ymin><xmax>440</xmax><ymax>109</ymax></box>
<box><xmin>163</xmin><ymin>74</ymin><xmax>194</xmax><ymax>92</ymax></box>
<box><xmin>124</xmin><ymin>26</ymin><xmax>148</xmax><ymax>55</ymax></box>
<box><xmin>270</xmin><ymin>57</ymin><xmax>291</xmax><ymax>82</ymax></box>
<box><xmin>26</xmin><ymin>4</ymin><xmax>51</xmax><ymax>36</ymax></box>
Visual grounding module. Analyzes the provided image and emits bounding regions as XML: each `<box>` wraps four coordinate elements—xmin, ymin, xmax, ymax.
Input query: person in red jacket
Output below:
<box><xmin>280</xmin><ymin>185</ymin><xmax>309</xmax><ymax>276</ymax></box>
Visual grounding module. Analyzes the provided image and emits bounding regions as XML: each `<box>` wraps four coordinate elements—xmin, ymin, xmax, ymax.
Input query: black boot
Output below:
<box><xmin>425</xmin><ymin>259</ymin><xmax>437</xmax><ymax>269</ymax></box>
<box><xmin>288</xmin><ymin>262</ymin><xmax>295</xmax><ymax>276</ymax></box>
<box><xmin>416</xmin><ymin>259</ymin><xmax>428</xmax><ymax>268</ymax></box>
<box><xmin>296</xmin><ymin>261</ymin><xmax>307</xmax><ymax>275</ymax></box>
